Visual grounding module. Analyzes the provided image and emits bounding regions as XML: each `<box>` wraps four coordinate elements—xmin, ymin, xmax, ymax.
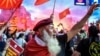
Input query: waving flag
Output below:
<box><xmin>34</xmin><ymin>0</ymin><xmax>49</xmax><ymax>5</ymax></box>
<box><xmin>0</xmin><ymin>0</ymin><xmax>23</xmax><ymax>9</ymax></box>
<box><xmin>59</xmin><ymin>8</ymin><xmax>70</xmax><ymax>19</ymax></box>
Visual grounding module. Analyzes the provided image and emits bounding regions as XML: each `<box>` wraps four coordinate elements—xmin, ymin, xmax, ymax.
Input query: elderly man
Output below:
<box><xmin>24</xmin><ymin>3</ymin><xmax>98</xmax><ymax>56</ymax></box>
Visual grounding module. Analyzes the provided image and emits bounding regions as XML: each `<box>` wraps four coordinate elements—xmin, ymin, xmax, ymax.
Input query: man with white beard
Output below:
<box><xmin>24</xmin><ymin>3</ymin><xmax>98</xmax><ymax>56</ymax></box>
<box><xmin>24</xmin><ymin>18</ymin><xmax>60</xmax><ymax>56</ymax></box>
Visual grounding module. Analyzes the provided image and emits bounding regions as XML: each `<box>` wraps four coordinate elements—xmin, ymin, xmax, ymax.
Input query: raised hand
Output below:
<box><xmin>87</xmin><ymin>2</ymin><xmax>99</xmax><ymax>15</ymax></box>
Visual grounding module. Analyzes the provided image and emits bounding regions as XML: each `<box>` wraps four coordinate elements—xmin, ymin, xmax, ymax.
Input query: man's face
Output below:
<box><xmin>36</xmin><ymin>24</ymin><xmax>54</xmax><ymax>38</ymax></box>
<box><xmin>41</xmin><ymin>24</ymin><xmax>55</xmax><ymax>42</ymax></box>
<box><xmin>43</xmin><ymin>24</ymin><xmax>55</xmax><ymax>36</ymax></box>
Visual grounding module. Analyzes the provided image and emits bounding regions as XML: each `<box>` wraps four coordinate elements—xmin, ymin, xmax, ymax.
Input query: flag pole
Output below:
<box><xmin>4</xmin><ymin>0</ymin><xmax>23</xmax><ymax>26</ymax></box>
<box><xmin>2</xmin><ymin>8</ymin><xmax>18</xmax><ymax>27</ymax></box>
<box><xmin>52</xmin><ymin>0</ymin><xmax>56</xmax><ymax>15</ymax></box>
<box><xmin>0</xmin><ymin>0</ymin><xmax>23</xmax><ymax>35</ymax></box>
<box><xmin>50</xmin><ymin>0</ymin><xmax>57</xmax><ymax>18</ymax></box>
<box><xmin>7</xmin><ymin>9</ymin><xmax>17</xmax><ymax>22</ymax></box>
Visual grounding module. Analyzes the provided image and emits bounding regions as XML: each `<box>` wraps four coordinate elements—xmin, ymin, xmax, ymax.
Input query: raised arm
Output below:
<box><xmin>67</xmin><ymin>3</ymin><xmax>98</xmax><ymax>42</ymax></box>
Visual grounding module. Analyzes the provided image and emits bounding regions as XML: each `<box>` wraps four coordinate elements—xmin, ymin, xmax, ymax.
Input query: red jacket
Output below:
<box><xmin>24</xmin><ymin>37</ymin><xmax>50</xmax><ymax>56</ymax></box>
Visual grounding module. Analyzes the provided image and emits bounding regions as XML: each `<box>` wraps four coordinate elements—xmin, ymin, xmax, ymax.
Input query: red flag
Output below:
<box><xmin>0</xmin><ymin>0</ymin><xmax>23</xmax><ymax>9</ymax></box>
<box><xmin>59</xmin><ymin>8</ymin><xmax>70</xmax><ymax>19</ymax></box>
<box><xmin>34</xmin><ymin>0</ymin><xmax>49</xmax><ymax>5</ymax></box>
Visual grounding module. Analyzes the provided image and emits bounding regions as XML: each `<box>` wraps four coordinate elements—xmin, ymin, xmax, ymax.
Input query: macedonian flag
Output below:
<box><xmin>0</xmin><ymin>0</ymin><xmax>23</xmax><ymax>9</ymax></box>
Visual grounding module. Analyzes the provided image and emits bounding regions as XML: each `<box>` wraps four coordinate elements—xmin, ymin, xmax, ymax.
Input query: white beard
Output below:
<box><xmin>43</xmin><ymin>30</ymin><xmax>61</xmax><ymax>56</ymax></box>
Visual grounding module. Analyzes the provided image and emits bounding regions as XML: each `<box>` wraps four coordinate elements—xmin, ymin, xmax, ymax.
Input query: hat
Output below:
<box><xmin>33</xmin><ymin>18</ymin><xmax>53</xmax><ymax>31</ymax></box>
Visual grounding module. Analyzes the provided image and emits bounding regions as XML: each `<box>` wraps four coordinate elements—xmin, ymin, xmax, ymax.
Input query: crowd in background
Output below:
<box><xmin>0</xmin><ymin>21</ymin><xmax>99</xmax><ymax>56</ymax></box>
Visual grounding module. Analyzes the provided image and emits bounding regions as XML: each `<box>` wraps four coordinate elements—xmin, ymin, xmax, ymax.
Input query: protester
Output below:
<box><xmin>0</xmin><ymin>23</ymin><xmax>9</xmax><ymax>56</ymax></box>
<box><xmin>56</xmin><ymin>29</ymin><xmax>67</xmax><ymax>56</ymax></box>
<box><xmin>15</xmin><ymin>33</ymin><xmax>26</xmax><ymax>48</ymax></box>
<box><xmin>72</xmin><ymin>19</ymin><xmax>100</xmax><ymax>56</ymax></box>
<box><xmin>72</xmin><ymin>24</ymin><xmax>100</xmax><ymax>56</ymax></box>
<box><xmin>24</xmin><ymin>18</ymin><xmax>60</xmax><ymax>56</ymax></box>
<box><xmin>25</xmin><ymin>31</ymin><xmax>35</xmax><ymax>42</ymax></box>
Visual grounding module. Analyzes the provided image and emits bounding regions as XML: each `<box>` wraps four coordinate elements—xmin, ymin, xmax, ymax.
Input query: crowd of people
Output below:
<box><xmin>0</xmin><ymin>3</ymin><xmax>100</xmax><ymax>56</ymax></box>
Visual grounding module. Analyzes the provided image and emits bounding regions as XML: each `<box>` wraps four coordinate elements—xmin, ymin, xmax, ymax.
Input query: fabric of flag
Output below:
<box><xmin>59</xmin><ymin>8</ymin><xmax>70</xmax><ymax>19</ymax></box>
<box><xmin>0</xmin><ymin>0</ymin><xmax>23</xmax><ymax>9</ymax></box>
<box><xmin>34</xmin><ymin>0</ymin><xmax>49</xmax><ymax>5</ymax></box>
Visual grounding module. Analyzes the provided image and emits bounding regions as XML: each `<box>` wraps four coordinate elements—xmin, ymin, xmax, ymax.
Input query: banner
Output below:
<box><xmin>74</xmin><ymin>0</ymin><xmax>86</xmax><ymax>6</ymax></box>
<box><xmin>6</xmin><ymin>38</ymin><xmax>24</xmax><ymax>56</ymax></box>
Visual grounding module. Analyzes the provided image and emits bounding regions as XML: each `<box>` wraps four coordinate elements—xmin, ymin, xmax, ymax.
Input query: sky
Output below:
<box><xmin>0</xmin><ymin>0</ymin><xmax>100</xmax><ymax>23</ymax></box>
<box><xmin>22</xmin><ymin>0</ymin><xmax>100</xmax><ymax>23</ymax></box>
